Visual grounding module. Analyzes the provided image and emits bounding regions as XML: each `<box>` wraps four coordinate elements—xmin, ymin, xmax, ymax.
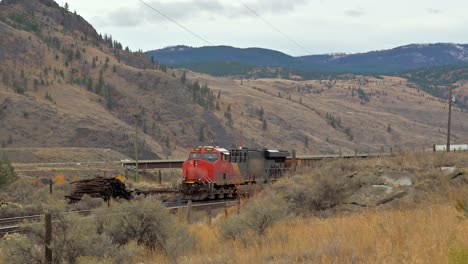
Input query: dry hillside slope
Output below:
<box><xmin>0</xmin><ymin>0</ymin><xmax>232</xmax><ymax>159</ymax></box>
<box><xmin>185</xmin><ymin>71</ymin><xmax>468</xmax><ymax>154</ymax></box>
<box><xmin>0</xmin><ymin>0</ymin><xmax>466</xmax><ymax>159</ymax></box>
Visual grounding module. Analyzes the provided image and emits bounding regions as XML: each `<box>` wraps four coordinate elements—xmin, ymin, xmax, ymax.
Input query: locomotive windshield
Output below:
<box><xmin>188</xmin><ymin>152</ymin><xmax>202</xmax><ymax>160</ymax></box>
<box><xmin>203</xmin><ymin>153</ymin><xmax>219</xmax><ymax>163</ymax></box>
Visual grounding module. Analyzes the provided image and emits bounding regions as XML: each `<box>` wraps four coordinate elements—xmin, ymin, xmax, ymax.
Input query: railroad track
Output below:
<box><xmin>0</xmin><ymin>200</ymin><xmax>238</xmax><ymax>236</ymax></box>
<box><xmin>164</xmin><ymin>199</ymin><xmax>238</xmax><ymax>209</ymax></box>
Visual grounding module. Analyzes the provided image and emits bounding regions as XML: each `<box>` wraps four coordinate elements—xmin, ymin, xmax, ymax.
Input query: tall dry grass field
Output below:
<box><xmin>142</xmin><ymin>204</ymin><xmax>467</xmax><ymax>264</ymax></box>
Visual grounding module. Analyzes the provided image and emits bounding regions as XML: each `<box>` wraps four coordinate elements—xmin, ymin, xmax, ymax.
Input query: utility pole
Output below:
<box><xmin>134</xmin><ymin>114</ymin><xmax>139</xmax><ymax>181</ymax></box>
<box><xmin>446</xmin><ymin>85</ymin><xmax>453</xmax><ymax>152</ymax></box>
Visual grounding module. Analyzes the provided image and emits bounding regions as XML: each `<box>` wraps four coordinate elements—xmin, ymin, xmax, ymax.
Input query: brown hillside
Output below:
<box><xmin>0</xmin><ymin>0</ymin><xmax>230</xmax><ymax>159</ymax></box>
<box><xmin>184</xmin><ymin>72</ymin><xmax>468</xmax><ymax>154</ymax></box>
<box><xmin>0</xmin><ymin>0</ymin><xmax>466</xmax><ymax>159</ymax></box>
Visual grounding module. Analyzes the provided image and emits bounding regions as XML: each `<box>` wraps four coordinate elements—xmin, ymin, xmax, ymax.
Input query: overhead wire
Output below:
<box><xmin>137</xmin><ymin>0</ymin><xmax>213</xmax><ymax>46</ymax></box>
<box><xmin>236</xmin><ymin>0</ymin><xmax>312</xmax><ymax>55</ymax></box>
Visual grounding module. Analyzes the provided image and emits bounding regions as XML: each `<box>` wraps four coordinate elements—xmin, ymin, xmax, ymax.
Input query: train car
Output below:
<box><xmin>433</xmin><ymin>144</ymin><xmax>468</xmax><ymax>152</ymax></box>
<box><xmin>180</xmin><ymin>146</ymin><xmax>289</xmax><ymax>200</ymax></box>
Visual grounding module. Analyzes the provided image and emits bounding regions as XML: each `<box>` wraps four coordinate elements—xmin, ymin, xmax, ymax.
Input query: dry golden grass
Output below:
<box><xmin>140</xmin><ymin>203</ymin><xmax>467</xmax><ymax>264</ymax></box>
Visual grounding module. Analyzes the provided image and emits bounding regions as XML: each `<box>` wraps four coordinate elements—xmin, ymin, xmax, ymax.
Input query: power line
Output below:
<box><xmin>137</xmin><ymin>0</ymin><xmax>212</xmax><ymax>46</ymax></box>
<box><xmin>237</xmin><ymin>0</ymin><xmax>312</xmax><ymax>55</ymax></box>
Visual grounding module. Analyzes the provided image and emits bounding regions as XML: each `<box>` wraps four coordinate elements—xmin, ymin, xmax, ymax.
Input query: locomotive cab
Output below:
<box><xmin>183</xmin><ymin>147</ymin><xmax>220</xmax><ymax>183</ymax></box>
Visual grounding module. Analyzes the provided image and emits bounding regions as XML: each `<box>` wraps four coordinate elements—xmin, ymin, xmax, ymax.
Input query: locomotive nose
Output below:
<box><xmin>185</xmin><ymin>166</ymin><xmax>207</xmax><ymax>182</ymax></box>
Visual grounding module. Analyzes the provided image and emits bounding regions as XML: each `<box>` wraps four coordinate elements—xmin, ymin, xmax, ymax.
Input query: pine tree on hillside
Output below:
<box><xmin>106</xmin><ymin>83</ymin><xmax>113</xmax><ymax>110</ymax></box>
<box><xmin>0</xmin><ymin>156</ymin><xmax>17</xmax><ymax>188</ymax></box>
<box><xmin>199</xmin><ymin>126</ymin><xmax>205</xmax><ymax>142</ymax></box>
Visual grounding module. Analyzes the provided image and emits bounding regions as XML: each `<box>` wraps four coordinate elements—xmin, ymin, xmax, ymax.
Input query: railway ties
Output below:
<box><xmin>164</xmin><ymin>199</ymin><xmax>238</xmax><ymax>209</ymax></box>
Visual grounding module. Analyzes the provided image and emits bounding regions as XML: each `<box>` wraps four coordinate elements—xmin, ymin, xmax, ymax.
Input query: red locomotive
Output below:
<box><xmin>180</xmin><ymin>146</ymin><xmax>289</xmax><ymax>200</ymax></box>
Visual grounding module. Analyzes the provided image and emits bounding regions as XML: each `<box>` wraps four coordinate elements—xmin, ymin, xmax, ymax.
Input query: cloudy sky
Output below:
<box><xmin>61</xmin><ymin>0</ymin><xmax>468</xmax><ymax>56</ymax></box>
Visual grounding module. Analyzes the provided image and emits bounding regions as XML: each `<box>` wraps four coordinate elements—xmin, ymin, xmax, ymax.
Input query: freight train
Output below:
<box><xmin>180</xmin><ymin>146</ymin><xmax>289</xmax><ymax>200</ymax></box>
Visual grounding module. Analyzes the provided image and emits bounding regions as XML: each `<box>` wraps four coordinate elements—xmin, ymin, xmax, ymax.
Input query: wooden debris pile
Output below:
<box><xmin>66</xmin><ymin>177</ymin><xmax>132</xmax><ymax>203</ymax></box>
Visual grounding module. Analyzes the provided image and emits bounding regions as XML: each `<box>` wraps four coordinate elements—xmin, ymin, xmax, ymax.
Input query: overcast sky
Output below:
<box><xmin>61</xmin><ymin>0</ymin><xmax>468</xmax><ymax>56</ymax></box>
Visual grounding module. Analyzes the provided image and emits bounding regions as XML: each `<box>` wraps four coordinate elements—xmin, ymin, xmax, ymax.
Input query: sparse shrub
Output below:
<box><xmin>285</xmin><ymin>173</ymin><xmax>346</xmax><ymax>213</ymax></box>
<box><xmin>455</xmin><ymin>199</ymin><xmax>468</xmax><ymax>219</ymax></box>
<box><xmin>75</xmin><ymin>194</ymin><xmax>104</xmax><ymax>211</ymax></box>
<box><xmin>450</xmin><ymin>247</ymin><xmax>468</xmax><ymax>264</ymax></box>
<box><xmin>2</xmin><ymin>208</ymin><xmax>141</xmax><ymax>264</ymax></box>
<box><xmin>100</xmin><ymin>198</ymin><xmax>194</xmax><ymax>258</ymax></box>
<box><xmin>0</xmin><ymin>233</ymin><xmax>42</xmax><ymax>264</ymax></box>
<box><xmin>220</xmin><ymin>212</ymin><xmax>246</xmax><ymax>240</ymax></box>
<box><xmin>220</xmin><ymin>190</ymin><xmax>287</xmax><ymax>240</ymax></box>
<box><xmin>53</xmin><ymin>173</ymin><xmax>66</xmax><ymax>185</ymax></box>
<box><xmin>280</xmin><ymin>161</ymin><xmax>360</xmax><ymax>215</ymax></box>
<box><xmin>3</xmin><ymin>178</ymin><xmax>35</xmax><ymax>203</ymax></box>
<box><xmin>0</xmin><ymin>179</ymin><xmax>72</xmax><ymax>218</ymax></box>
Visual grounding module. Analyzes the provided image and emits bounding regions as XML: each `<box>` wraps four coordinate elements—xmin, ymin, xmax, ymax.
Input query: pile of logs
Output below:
<box><xmin>66</xmin><ymin>177</ymin><xmax>132</xmax><ymax>203</ymax></box>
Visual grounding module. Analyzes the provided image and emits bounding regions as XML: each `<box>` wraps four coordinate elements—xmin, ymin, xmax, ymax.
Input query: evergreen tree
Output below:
<box><xmin>199</xmin><ymin>126</ymin><xmax>205</xmax><ymax>142</ymax></box>
<box><xmin>224</xmin><ymin>104</ymin><xmax>233</xmax><ymax>126</ymax></box>
<box><xmin>0</xmin><ymin>156</ymin><xmax>17</xmax><ymax>188</ymax></box>
<box><xmin>106</xmin><ymin>83</ymin><xmax>113</xmax><ymax>110</ymax></box>
<box><xmin>95</xmin><ymin>70</ymin><xmax>104</xmax><ymax>95</ymax></box>
<box><xmin>86</xmin><ymin>77</ymin><xmax>93</xmax><ymax>91</ymax></box>
<box><xmin>180</xmin><ymin>71</ymin><xmax>187</xmax><ymax>84</ymax></box>
<box><xmin>258</xmin><ymin>107</ymin><xmax>264</xmax><ymax>119</ymax></box>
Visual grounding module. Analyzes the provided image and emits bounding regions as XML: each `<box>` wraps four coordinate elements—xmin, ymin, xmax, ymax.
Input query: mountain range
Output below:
<box><xmin>147</xmin><ymin>43</ymin><xmax>468</xmax><ymax>74</ymax></box>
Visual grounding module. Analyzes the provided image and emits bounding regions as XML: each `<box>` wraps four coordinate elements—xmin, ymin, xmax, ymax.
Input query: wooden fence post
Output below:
<box><xmin>224</xmin><ymin>203</ymin><xmax>228</xmax><ymax>219</ymax></box>
<box><xmin>207</xmin><ymin>209</ymin><xmax>212</xmax><ymax>225</ymax></box>
<box><xmin>158</xmin><ymin>170</ymin><xmax>162</xmax><ymax>184</ymax></box>
<box><xmin>45</xmin><ymin>213</ymin><xmax>52</xmax><ymax>264</ymax></box>
<box><xmin>177</xmin><ymin>197</ymin><xmax>182</xmax><ymax>224</ymax></box>
<box><xmin>291</xmin><ymin>150</ymin><xmax>296</xmax><ymax>174</ymax></box>
<box><xmin>186</xmin><ymin>200</ymin><xmax>192</xmax><ymax>224</ymax></box>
